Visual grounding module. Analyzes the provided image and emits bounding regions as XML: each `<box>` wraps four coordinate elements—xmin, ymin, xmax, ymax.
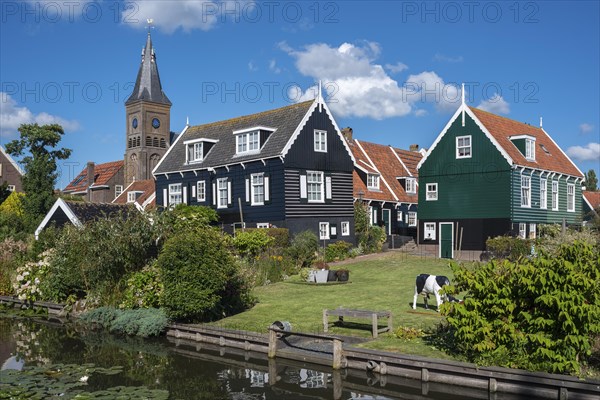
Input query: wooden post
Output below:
<box><xmin>268</xmin><ymin>329</ymin><xmax>277</xmax><ymax>358</ymax></box>
<box><xmin>372</xmin><ymin>313</ymin><xmax>378</xmax><ymax>338</ymax></box>
<box><xmin>268</xmin><ymin>357</ymin><xmax>278</xmax><ymax>386</ymax></box>
<box><xmin>332</xmin><ymin>370</ymin><xmax>343</xmax><ymax>400</ymax></box>
<box><xmin>323</xmin><ymin>309</ymin><xmax>329</xmax><ymax>333</ymax></box>
<box><xmin>387</xmin><ymin>312</ymin><xmax>393</xmax><ymax>333</ymax></box>
<box><xmin>332</xmin><ymin>338</ymin><xmax>343</xmax><ymax>369</ymax></box>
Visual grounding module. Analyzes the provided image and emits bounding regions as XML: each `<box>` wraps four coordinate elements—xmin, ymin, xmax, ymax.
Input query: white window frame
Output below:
<box><xmin>408</xmin><ymin>212</ymin><xmax>417</xmax><ymax>227</ymax></box>
<box><xmin>257</xmin><ymin>223</ymin><xmax>270</xmax><ymax>229</ymax></box>
<box><xmin>236</xmin><ymin>131</ymin><xmax>260</xmax><ymax>154</ymax></box>
<box><xmin>7</xmin><ymin>185</ymin><xmax>16</xmax><ymax>192</ymax></box>
<box><xmin>197</xmin><ymin>180</ymin><xmax>206</xmax><ymax>202</ymax></box>
<box><xmin>525</xmin><ymin>138</ymin><xmax>536</xmax><ymax>161</ymax></box>
<box><xmin>552</xmin><ymin>181</ymin><xmax>559</xmax><ymax>211</ymax></box>
<box><xmin>521</xmin><ymin>175</ymin><xmax>531</xmax><ymax>208</ymax></box>
<box><xmin>319</xmin><ymin>222</ymin><xmax>330</xmax><ymax>240</ymax></box>
<box><xmin>529</xmin><ymin>223</ymin><xmax>537</xmax><ymax>239</ymax></box>
<box><xmin>405</xmin><ymin>178</ymin><xmax>416</xmax><ymax>194</ymax></box>
<box><xmin>217</xmin><ymin>178</ymin><xmax>228</xmax><ymax>209</ymax></box>
<box><xmin>186</xmin><ymin>141</ymin><xmax>204</xmax><ymax>164</ymax></box>
<box><xmin>370</xmin><ymin>206</ymin><xmax>377</xmax><ymax>225</ymax></box>
<box><xmin>341</xmin><ymin>221</ymin><xmax>350</xmax><ymax>236</ymax></box>
<box><xmin>115</xmin><ymin>185</ymin><xmax>123</xmax><ymax>199</ymax></box>
<box><xmin>424</xmin><ymin>222</ymin><xmax>436</xmax><ymax>240</ymax></box>
<box><xmin>567</xmin><ymin>183</ymin><xmax>575</xmax><ymax>212</ymax></box>
<box><xmin>456</xmin><ymin>135</ymin><xmax>472</xmax><ymax>159</ymax></box>
<box><xmin>367</xmin><ymin>173</ymin><xmax>380</xmax><ymax>190</ymax></box>
<box><xmin>540</xmin><ymin>178</ymin><xmax>547</xmax><ymax>209</ymax></box>
<box><xmin>168</xmin><ymin>183</ymin><xmax>182</xmax><ymax>206</ymax></box>
<box><xmin>314</xmin><ymin>130</ymin><xmax>327</xmax><ymax>152</ymax></box>
<box><xmin>519</xmin><ymin>223</ymin><xmax>526</xmax><ymax>239</ymax></box>
<box><xmin>307</xmin><ymin>171</ymin><xmax>324</xmax><ymax>203</ymax></box>
<box><xmin>127</xmin><ymin>191</ymin><xmax>137</xmax><ymax>203</ymax></box>
<box><xmin>426</xmin><ymin>183</ymin><xmax>438</xmax><ymax>201</ymax></box>
<box><xmin>251</xmin><ymin>173</ymin><xmax>265</xmax><ymax>206</ymax></box>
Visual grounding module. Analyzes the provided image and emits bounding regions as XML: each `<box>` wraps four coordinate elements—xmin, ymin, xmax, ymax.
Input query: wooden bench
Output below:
<box><xmin>323</xmin><ymin>307</ymin><xmax>392</xmax><ymax>338</ymax></box>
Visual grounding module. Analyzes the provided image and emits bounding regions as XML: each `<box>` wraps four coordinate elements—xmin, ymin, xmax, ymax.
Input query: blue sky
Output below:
<box><xmin>1</xmin><ymin>0</ymin><xmax>599</xmax><ymax>189</ymax></box>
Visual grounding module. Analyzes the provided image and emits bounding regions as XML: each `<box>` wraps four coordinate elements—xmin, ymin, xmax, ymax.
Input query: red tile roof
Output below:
<box><xmin>583</xmin><ymin>191</ymin><xmax>600</xmax><ymax>209</ymax></box>
<box><xmin>64</xmin><ymin>161</ymin><xmax>124</xmax><ymax>192</ymax></box>
<box><xmin>469</xmin><ymin>107</ymin><xmax>583</xmax><ymax>177</ymax></box>
<box><xmin>113</xmin><ymin>179</ymin><xmax>156</xmax><ymax>209</ymax></box>
<box><xmin>348</xmin><ymin>138</ymin><xmax>422</xmax><ymax>204</ymax></box>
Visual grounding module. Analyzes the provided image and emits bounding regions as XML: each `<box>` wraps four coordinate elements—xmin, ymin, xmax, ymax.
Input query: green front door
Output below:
<box><xmin>382</xmin><ymin>209</ymin><xmax>391</xmax><ymax>235</ymax></box>
<box><xmin>440</xmin><ymin>223</ymin><xmax>453</xmax><ymax>259</ymax></box>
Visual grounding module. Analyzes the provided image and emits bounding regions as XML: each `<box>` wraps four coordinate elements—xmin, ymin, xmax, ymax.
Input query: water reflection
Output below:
<box><xmin>0</xmin><ymin>315</ymin><xmax>497</xmax><ymax>400</ymax></box>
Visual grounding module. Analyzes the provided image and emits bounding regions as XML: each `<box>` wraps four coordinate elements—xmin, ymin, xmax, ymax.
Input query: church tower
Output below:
<box><xmin>124</xmin><ymin>32</ymin><xmax>171</xmax><ymax>185</ymax></box>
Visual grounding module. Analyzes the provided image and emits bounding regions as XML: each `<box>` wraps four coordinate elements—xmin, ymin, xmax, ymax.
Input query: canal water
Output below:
<box><xmin>0</xmin><ymin>315</ymin><xmax>493</xmax><ymax>399</ymax></box>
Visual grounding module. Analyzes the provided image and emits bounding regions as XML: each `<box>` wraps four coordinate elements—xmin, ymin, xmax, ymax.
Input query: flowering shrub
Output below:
<box><xmin>13</xmin><ymin>250</ymin><xmax>53</xmax><ymax>302</ymax></box>
<box><xmin>120</xmin><ymin>264</ymin><xmax>164</xmax><ymax>309</ymax></box>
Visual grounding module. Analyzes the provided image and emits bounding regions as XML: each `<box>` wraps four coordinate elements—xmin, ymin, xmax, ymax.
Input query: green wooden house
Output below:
<box><xmin>417</xmin><ymin>101</ymin><xmax>584</xmax><ymax>258</ymax></box>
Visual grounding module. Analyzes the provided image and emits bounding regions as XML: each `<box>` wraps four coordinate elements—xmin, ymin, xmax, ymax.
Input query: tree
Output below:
<box><xmin>5</xmin><ymin>124</ymin><xmax>71</xmax><ymax>229</ymax></box>
<box><xmin>584</xmin><ymin>169</ymin><xmax>598</xmax><ymax>191</ymax></box>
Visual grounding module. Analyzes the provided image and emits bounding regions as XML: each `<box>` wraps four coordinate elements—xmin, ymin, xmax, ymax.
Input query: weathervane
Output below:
<box><xmin>147</xmin><ymin>18</ymin><xmax>154</xmax><ymax>33</ymax></box>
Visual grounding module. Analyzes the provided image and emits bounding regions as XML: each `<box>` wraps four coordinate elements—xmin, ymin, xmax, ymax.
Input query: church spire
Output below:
<box><xmin>125</xmin><ymin>31</ymin><xmax>171</xmax><ymax>105</ymax></box>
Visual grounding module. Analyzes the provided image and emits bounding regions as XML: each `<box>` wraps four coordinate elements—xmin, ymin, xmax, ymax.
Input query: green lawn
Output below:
<box><xmin>211</xmin><ymin>251</ymin><xmax>462</xmax><ymax>359</ymax></box>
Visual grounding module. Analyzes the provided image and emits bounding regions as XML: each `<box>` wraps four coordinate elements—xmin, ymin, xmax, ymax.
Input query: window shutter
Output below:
<box><xmin>212</xmin><ymin>182</ymin><xmax>216</xmax><ymax>206</ymax></box>
<box><xmin>227</xmin><ymin>180</ymin><xmax>232</xmax><ymax>206</ymax></box>
<box><xmin>245</xmin><ymin>178</ymin><xmax>250</xmax><ymax>203</ymax></box>
<box><xmin>300</xmin><ymin>174</ymin><xmax>307</xmax><ymax>199</ymax></box>
<box><xmin>162</xmin><ymin>188</ymin><xmax>167</xmax><ymax>207</ymax></box>
<box><xmin>192</xmin><ymin>185</ymin><xmax>196</xmax><ymax>198</ymax></box>
<box><xmin>183</xmin><ymin>186</ymin><xmax>188</xmax><ymax>204</ymax></box>
<box><xmin>325</xmin><ymin>175</ymin><xmax>332</xmax><ymax>200</ymax></box>
<box><xmin>264</xmin><ymin>175</ymin><xmax>270</xmax><ymax>203</ymax></box>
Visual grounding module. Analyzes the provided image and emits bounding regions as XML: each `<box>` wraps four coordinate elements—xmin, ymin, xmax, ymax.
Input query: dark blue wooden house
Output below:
<box><xmin>152</xmin><ymin>96</ymin><xmax>356</xmax><ymax>242</ymax></box>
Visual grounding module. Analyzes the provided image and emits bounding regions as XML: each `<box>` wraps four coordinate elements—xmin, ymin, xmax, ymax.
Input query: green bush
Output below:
<box><xmin>233</xmin><ymin>229</ymin><xmax>274</xmax><ymax>258</ymax></box>
<box><xmin>358</xmin><ymin>225</ymin><xmax>386</xmax><ymax>254</ymax></box>
<box><xmin>42</xmin><ymin>211</ymin><xmax>157</xmax><ymax>304</ymax></box>
<box><xmin>486</xmin><ymin>235</ymin><xmax>532</xmax><ymax>261</ymax></box>
<box><xmin>243</xmin><ymin>227</ymin><xmax>289</xmax><ymax>248</ymax></box>
<box><xmin>80</xmin><ymin>306</ymin><xmax>169</xmax><ymax>337</ymax></box>
<box><xmin>444</xmin><ymin>241</ymin><xmax>600</xmax><ymax>374</ymax></box>
<box><xmin>537</xmin><ymin>224</ymin><xmax>599</xmax><ymax>256</ymax></box>
<box><xmin>324</xmin><ymin>241</ymin><xmax>352</xmax><ymax>262</ymax></box>
<box><xmin>158</xmin><ymin>228</ymin><xmax>252</xmax><ymax>322</ymax></box>
<box><xmin>120</xmin><ymin>263</ymin><xmax>163</xmax><ymax>309</ymax></box>
<box><xmin>238</xmin><ymin>254</ymin><xmax>297</xmax><ymax>287</ymax></box>
<box><xmin>287</xmin><ymin>230</ymin><xmax>318</xmax><ymax>268</ymax></box>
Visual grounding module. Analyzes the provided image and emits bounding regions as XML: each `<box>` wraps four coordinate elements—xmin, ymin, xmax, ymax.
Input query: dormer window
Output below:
<box><xmin>127</xmin><ymin>191</ymin><xmax>142</xmax><ymax>203</ymax></box>
<box><xmin>237</xmin><ymin>130</ymin><xmax>260</xmax><ymax>154</ymax></box>
<box><xmin>367</xmin><ymin>173</ymin><xmax>380</xmax><ymax>190</ymax></box>
<box><xmin>525</xmin><ymin>138</ymin><xmax>535</xmax><ymax>161</ymax></box>
<box><xmin>184</xmin><ymin>138</ymin><xmax>218</xmax><ymax>164</ymax></box>
<box><xmin>405</xmin><ymin>178</ymin><xmax>416</xmax><ymax>194</ymax></box>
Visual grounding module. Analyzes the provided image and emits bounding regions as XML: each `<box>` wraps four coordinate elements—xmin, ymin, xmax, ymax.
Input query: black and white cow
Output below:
<box><xmin>412</xmin><ymin>274</ymin><xmax>457</xmax><ymax>311</ymax></box>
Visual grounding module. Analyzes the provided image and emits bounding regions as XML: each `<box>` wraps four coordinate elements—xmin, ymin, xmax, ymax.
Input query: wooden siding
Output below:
<box><xmin>419</xmin><ymin>218</ymin><xmax>512</xmax><ymax>251</ymax></box>
<box><xmin>419</xmin><ymin>114</ymin><xmax>512</xmax><ymax>220</ymax></box>
<box><xmin>284</xmin><ymin>107</ymin><xmax>354</xmax><ymax>173</ymax></box>
<box><xmin>510</xmin><ymin>169</ymin><xmax>582</xmax><ymax>224</ymax></box>
<box><xmin>284</xmin><ymin>169</ymin><xmax>354</xmax><ymax>218</ymax></box>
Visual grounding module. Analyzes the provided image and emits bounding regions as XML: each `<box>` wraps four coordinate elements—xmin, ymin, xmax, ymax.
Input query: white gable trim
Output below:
<box><xmin>0</xmin><ymin>146</ymin><xmax>24</xmax><ymax>175</ymax></box>
<box><xmin>152</xmin><ymin>124</ymin><xmax>189</xmax><ymax>177</ymax></box>
<box><xmin>232</xmin><ymin>126</ymin><xmax>276</xmax><ymax>135</ymax></box>
<box><xmin>541</xmin><ymin>127</ymin><xmax>584</xmax><ymax>178</ymax></box>
<box><xmin>417</xmin><ymin>104</ymin><xmax>513</xmax><ymax>170</ymax></box>
<box><xmin>280</xmin><ymin>99</ymin><xmax>356</xmax><ymax>164</ymax></box>
<box><xmin>183</xmin><ymin>137</ymin><xmax>219</xmax><ymax>145</ymax></box>
<box><xmin>355</xmin><ymin>139</ymin><xmax>399</xmax><ymax>202</ymax></box>
<box><xmin>582</xmin><ymin>193</ymin><xmax>597</xmax><ymax>216</ymax></box>
<box><xmin>389</xmin><ymin>146</ymin><xmax>412</xmax><ymax>177</ymax></box>
<box><xmin>35</xmin><ymin>198</ymin><xmax>82</xmax><ymax>239</ymax></box>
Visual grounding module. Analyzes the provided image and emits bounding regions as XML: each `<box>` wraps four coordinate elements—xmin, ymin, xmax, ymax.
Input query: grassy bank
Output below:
<box><xmin>211</xmin><ymin>251</ymin><xmax>461</xmax><ymax>360</ymax></box>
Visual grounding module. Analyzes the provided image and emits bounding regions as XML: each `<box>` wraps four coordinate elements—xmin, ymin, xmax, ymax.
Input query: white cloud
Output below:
<box><xmin>385</xmin><ymin>62</ymin><xmax>408</xmax><ymax>74</ymax></box>
<box><xmin>580</xmin><ymin>123</ymin><xmax>594</xmax><ymax>134</ymax></box>
<box><xmin>477</xmin><ymin>94</ymin><xmax>510</xmax><ymax>114</ymax></box>
<box><xmin>0</xmin><ymin>92</ymin><xmax>79</xmax><ymax>138</ymax></box>
<box><xmin>282</xmin><ymin>41</ymin><xmax>459</xmax><ymax>120</ymax></box>
<box><xmin>248</xmin><ymin>61</ymin><xmax>258</xmax><ymax>72</ymax></box>
<box><xmin>434</xmin><ymin>53</ymin><xmax>464</xmax><ymax>63</ymax></box>
<box><xmin>125</xmin><ymin>1</ymin><xmax>253</xmax><ymax>33</ymax></box>
<box><xmin>414</xmin><ymin>109</ymin><xmax>427</xmax><ymax>117</ymax></box>
<box><xmin>269</xmin><ymin>59</ymin><xmax>281</xmax><ymax>74</ymax></box>
<box><xmin>566</xmin><ymin>143</ymin><xmax>600</xmax><ymax>162</ymax></box>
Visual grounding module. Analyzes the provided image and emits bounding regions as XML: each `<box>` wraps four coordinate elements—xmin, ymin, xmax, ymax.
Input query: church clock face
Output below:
<box><xmin>132</xmin><ymin>118</ymin><xmax>138</xmax><ymax>129</ymax></box>
<box><xmin>152</xmin><ymin>118</ymin><xmax>160</xmax><ymax>129</ymax></box>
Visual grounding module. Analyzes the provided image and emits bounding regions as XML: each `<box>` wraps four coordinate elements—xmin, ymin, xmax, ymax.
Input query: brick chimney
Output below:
<box><xmin>409</xmin><ymin>144</ymin><xmax>419</xmax><ymax>152</ymax></box>
<box><xmin>86</xmin><ymin>162</ymin><xmax>95</xmax><ymax>186</ymax></box>
<box><xmin>341</xmin><ymin>127</ymin><xmax>353</xmax><ymax>142</ymax></box>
